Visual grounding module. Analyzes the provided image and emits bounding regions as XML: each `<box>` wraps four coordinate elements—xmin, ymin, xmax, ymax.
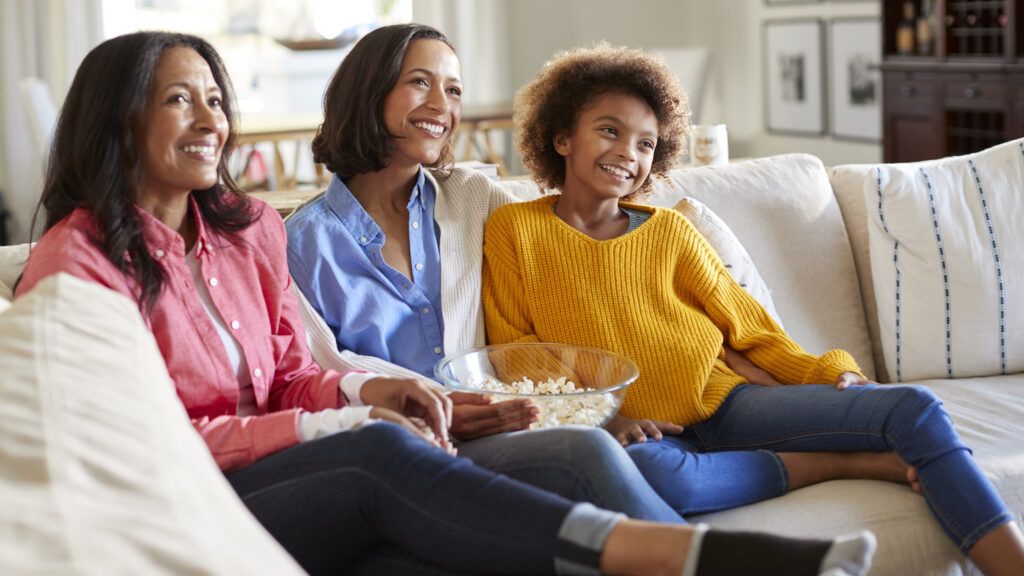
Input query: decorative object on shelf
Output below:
<box><xmin>896</xmin><ymin>1</ymin><xmax>916</xmax><ymax>55</ymax></box>
<box><xmin>689</xmin><ymin>124</ymin><xmax>729</xmax><ymax>166</ymax></box>
<box><xmin>830</xmin><ymin>18</ymin><xmax>882</xmax><ymax>141</ymax></box>
<box><xmin>763</xmin><ymin>19</ymin><xmax>826</xmax><ymax>136</ymax></box>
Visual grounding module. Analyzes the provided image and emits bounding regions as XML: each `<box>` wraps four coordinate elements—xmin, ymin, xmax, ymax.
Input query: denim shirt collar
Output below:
<box><xmin>325</xmin><ymin>167</ymin><xmax>428</xmax><ymax>246</ymax></box>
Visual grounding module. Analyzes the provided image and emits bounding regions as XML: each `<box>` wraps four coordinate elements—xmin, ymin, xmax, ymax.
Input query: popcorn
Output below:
<box><xmin>473</xmin><ymin>376</ymin><xmax>621</xmax><ymax>428</ymax></box>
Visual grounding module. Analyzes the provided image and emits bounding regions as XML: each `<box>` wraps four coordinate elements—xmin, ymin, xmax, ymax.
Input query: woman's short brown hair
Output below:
<box><xmin>515</xmin><ymin>43</ymin><xmax>689</xmax><ymax>199</ymax></box>
<box><xmin>312</xmin><ymin>24</ymin><xmax>455</xmax><ymax>179</ymax></box>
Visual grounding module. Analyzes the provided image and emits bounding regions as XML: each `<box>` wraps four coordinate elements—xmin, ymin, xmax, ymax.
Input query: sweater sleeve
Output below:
<box><xmin>482</xmin><ymin>208</ymin><xmax>540</xmax><ymax>345</ymax></box>
<box><xmin>703</xmin><ymin>268</ymin><xmax>861</xmax><ymax>385</ymax></box>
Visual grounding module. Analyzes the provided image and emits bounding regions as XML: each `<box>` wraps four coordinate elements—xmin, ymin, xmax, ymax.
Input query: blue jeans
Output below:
<box><xmin>459</xmin><ymin>425</ymin><xmax>683</xmax><ymax>523</ymax></box>
<box><xmin>629</xmin><ymin>383</ymin><xmax>1012</xmax><ymax>553</ymax></box>
<box><xmin>226</xmin><ymin>422</ymin><xmax>621</xmax><ymax>575</ymax></box>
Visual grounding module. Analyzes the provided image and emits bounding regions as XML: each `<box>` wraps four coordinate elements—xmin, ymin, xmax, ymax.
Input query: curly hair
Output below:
<box><xmin>515</xmin><ymin>43</ymin><xmax>689</xmax><ymax>199</ymax></box>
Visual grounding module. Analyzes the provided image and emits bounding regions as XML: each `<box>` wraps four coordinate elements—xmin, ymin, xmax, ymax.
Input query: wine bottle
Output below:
<box><xmin>917</xmin><ymin>0</ymin><xmax>934</xmax><ymax>55</ymax></box>
<box><xmin>897</xmin><ymin>1</ymin><xmax>916</xmax><ymax>56</ymax></box>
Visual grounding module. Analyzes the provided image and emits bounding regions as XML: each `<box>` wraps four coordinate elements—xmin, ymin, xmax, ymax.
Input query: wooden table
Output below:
<box><xmin>236</xmin><ymin>113</ymin><xmax>325</xmax><ymax>191</ymax></box>
<box><xmin>249</xmin><ymin>188</ymin><xmax>323</xmax><ymax>217</ymax></box>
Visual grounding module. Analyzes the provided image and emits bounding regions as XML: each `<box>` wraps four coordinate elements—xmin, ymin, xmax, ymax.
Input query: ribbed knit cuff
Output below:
<box><xmin>554</xmin><ymin>503</ymin><xmax>625</xmax><ymax>575</ymax></box>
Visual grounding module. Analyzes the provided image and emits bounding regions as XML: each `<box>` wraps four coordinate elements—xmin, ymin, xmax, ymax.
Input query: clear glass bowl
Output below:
<box><xmin>434</xmin><ymin>342</ymin><xmax>638</xmax><ymax>429</ymax></box>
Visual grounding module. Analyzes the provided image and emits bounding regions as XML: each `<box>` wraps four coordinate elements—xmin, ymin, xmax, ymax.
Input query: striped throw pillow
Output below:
<box><xmin>865</xmin><ymin>138</ymin><xmax>1024</xmax><ymax>381</ymax></box>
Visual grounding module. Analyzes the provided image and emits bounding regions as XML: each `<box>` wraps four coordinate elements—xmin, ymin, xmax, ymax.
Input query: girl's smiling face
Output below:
<box><xmin>554</xmin><ymin>91</ymin><xmax>658</xmax><ymax>201</ymax></box>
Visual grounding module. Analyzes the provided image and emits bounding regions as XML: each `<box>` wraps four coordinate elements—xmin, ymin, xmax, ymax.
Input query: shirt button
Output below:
<box><xmin>230</xmin><ymin>320</ymin><xmax>240</xmax><ymax>330</ymax></box>
<box><xmin>209</xmin><ymin>277</ymin><xmax>218</xmax><ymax>287</ymax></box>
<box><xmin>155</xmin><ymin>249</ymin><xmax>165</xmax><ymax>258</ymax></box>
<box><xmin>411</xmin><ymin>221</ymin><xmax>420</xmax><ymax>229</ymax></box>
<box><xmin>433</xmin><ymin>347</ymin><xmax>442</xmax><ymax>354</ymax></box>
<box><xmin>415</xmin><ymin>263</ymin><xmax>424</xmax><ymax>271</ymax></box>
<box><xmin>422</xmin><ymin>307</ymin><xmax>431</xmax><ymax>315</ymax></box>
<box><xmin>253</xmin><ymin>368</ymin><xmax>262</xmax><ymax>378</ymax></box>
<box><xmin>359</xmin><ymin>235</ymin><xmax>368</xmax><ymax>244</ymax></box>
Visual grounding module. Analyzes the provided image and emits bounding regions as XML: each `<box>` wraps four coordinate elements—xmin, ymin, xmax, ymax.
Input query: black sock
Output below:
<box><xmin>695</xmin><ymin>529</ymin><xmax>831</xmax><ymax>576</ymax></box>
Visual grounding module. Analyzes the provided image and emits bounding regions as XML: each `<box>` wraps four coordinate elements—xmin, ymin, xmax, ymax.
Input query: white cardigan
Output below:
<box><xmin>292</xmin><ymin>167</ymin><xmax>542</xmax><ymax>383</ymax></box>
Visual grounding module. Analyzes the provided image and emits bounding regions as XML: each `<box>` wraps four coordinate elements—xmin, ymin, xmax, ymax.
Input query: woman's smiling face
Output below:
<box><xmin>382</xmin><ymin>39</ymin><xmax>463</xmax><ymax>168</ymax></box>
<box><xmin>137</xmin><ymin>45</ymin><xmax>228</xmax><ymax>203</ymax></box>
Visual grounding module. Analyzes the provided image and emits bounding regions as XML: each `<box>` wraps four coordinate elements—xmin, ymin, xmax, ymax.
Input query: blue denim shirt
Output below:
<box><xmin>286</xmin><ymin>169</ymin><xmax>445</xmax><ymax>378</ymax></box>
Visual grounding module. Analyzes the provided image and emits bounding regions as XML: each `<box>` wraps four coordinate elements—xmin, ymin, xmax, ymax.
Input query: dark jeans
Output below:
<box><xmin>226</xmin><ymin>422</ymin><xmax>581</xmax><ymax>575</ymax></box>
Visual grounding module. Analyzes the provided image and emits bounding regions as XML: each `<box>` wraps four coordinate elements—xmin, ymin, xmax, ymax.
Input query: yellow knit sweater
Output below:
<box><xmin>482</xmin><ymin>196</ymin><xmax>861</xmax><ymax>425</ymax></box>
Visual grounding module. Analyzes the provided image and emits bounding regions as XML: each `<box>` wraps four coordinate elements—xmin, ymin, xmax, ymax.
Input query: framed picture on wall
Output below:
<box><xmin>829</xmin><ymin>18</ymin><xmax>882</xmax><ymax>141</ymax></box>
<box><xmin>763</xmin><ymin>19</ymin><xmax>826</xmax><ymax>135</ymax></box>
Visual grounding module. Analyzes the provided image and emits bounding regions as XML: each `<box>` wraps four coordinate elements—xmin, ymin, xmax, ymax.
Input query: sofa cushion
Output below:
<box><xmin>650</xmin><ymin>155</ymin><xmax>876</xmax><ymax>380</ymax></box>
<box><xmin>673</xmin><ymin>196</ymin><xmax>783</xmax><ymax>327</ymax></box>
<box><xmin>834</xmin><ymin>138</ymin><xmax>1024</xmax><ymax>382</ymax></box>
<box><xmin>0</xmin><ymin>273</ymin><xmax>302</xmax><ymax>575</ymax></box>
<box><xmin>0</xmin><ymin>243</ymin><xmax>30</xmax><ymax>301</ymax></box>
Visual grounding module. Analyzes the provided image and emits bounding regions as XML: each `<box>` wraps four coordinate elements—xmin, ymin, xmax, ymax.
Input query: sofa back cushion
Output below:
<box><xmin>0</xmin><ymin>273</ymin><xmax>302</xmax><ymax>575</ymax></box>
<box><xmin>832</xmin><ymin>138</ymin><xmax>1024</xmax><ymax>382</ymax></box>
<box><xmin>651</xmin><ymin>155</ymin><xmax>876</xmax><ymax>379</ymax></box>
<box><xmin>0</xmin><ymin>243</ymin><xmax>30</xmax><ymax>300</ymax></box>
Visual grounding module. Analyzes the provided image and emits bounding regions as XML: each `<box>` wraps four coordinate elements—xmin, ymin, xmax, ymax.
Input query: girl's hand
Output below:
<box><xmin>368</xmin><ymin>407</ymin><xmax>455</xmax><ymax>455</ymax></box>
<box><xmin>361</xmin><ymin>377</ymin><xmax>454</xmax><ymax>453</ymax></box>
<box><xmin>835</xmin><ymin>371</ymin><xmax>873</xmax><ymax>390</ymax></box>
<box><xmin>449</xmin><ymin>391</ymin><xmax>539</xmax><ymax>440</ymax></box>
<box><xmin>723</xmin><ymin>346</ymin><xmax>781</xmax><ymax>386</ymax></box>
<box><xmin>605</xmin><ymin>414</ymin><xmax>684</xmax><ymax>447</ymax></box>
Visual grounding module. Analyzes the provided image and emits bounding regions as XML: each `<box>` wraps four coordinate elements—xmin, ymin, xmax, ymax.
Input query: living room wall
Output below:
<box><xmin>423</xmin><ymin>0</ymin><xmax>883</xmax><ymax>167</ymax></box>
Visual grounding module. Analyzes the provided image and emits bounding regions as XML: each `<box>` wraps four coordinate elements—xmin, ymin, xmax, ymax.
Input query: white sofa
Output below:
<box><xmin>1</xmin><ymin>146</ymin><xmax>1021</xmax><ymax>575</ymax></box>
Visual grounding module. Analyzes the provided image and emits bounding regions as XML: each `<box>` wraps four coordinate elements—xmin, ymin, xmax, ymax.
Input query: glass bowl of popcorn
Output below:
<box><xmin>434</xmin><ymin>343</ymin><xmax>638</xmax><ymax>429</ymax></box>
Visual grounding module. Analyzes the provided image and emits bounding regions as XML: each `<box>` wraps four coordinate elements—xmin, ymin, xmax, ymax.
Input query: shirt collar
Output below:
<box><xmin>325</xmin><ymin>167</ymin><xmax>429</xmax><ymax>246</ymax></box>
<box><xmin>135</xmin><ymin>195</ymin><xmax>215</xmax><ymax>258</ymax></box>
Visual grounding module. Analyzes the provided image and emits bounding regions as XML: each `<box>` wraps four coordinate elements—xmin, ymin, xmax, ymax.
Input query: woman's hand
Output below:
<box><xmin>605</xmin><ymin>414</ymin><xmax>684</xmax><ymax>447</ymax></box>
<box><xmin>835</xmin><ymin>371</ymin><xmax>873</xmax><ymax>390</ymax></box>
<box><xmin>723</xmin><ymin>346</ymin><xmax>781</xmax><ymax>386</ymax></box>
<box><xmin>361</xmin><ymin>377</ymin><xmax>454</xmax><ymax>453</ymax></box>
<box><xmin>368</xmin><ymin>407</ymin><xmax>455</xmax><ymax>455</ymax></box>
<box><xmin>449</xmin><ymin>391</ymin><xmax>539</xmax><ymax>440</ymax></box>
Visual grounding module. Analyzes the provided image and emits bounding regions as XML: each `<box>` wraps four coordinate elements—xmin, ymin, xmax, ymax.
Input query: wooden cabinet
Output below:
<box><xmin>881</xmin><ymin>0</ymin><xmax>1024</xmax><ymax>162</ymax></box>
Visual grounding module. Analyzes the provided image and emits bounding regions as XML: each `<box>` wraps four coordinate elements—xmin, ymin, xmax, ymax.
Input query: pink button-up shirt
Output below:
<box><xmin>17</xmin><ymin>198</ymin><xmax>352</xmax><ymax>471</ymax></box>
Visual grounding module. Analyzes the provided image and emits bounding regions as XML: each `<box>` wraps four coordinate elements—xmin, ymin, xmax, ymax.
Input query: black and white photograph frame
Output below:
<box><xmin>763</xmin><ymin>19</ymin><xmax>826</xmax><ymax>136</ymax></box>
<box><xmin>829</xmin><ymin>18</ymin><xmax>882</xmax><ymax>141</ymax></box>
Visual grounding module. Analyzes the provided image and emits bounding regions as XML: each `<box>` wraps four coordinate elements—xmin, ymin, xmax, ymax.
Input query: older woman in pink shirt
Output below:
<box><xmin>16</xmin><ymin>30</ymin><xmax>879</xmax><ymax>576</ymax></box>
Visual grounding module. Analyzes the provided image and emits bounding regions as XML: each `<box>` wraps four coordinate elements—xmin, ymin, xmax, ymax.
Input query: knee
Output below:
<box><xmin>335</xmin><ymin>421</ymin><xmax>429</xmax><ymax>462</ymax></box>
<box><xmin>555</xmin><ymin>426</ymin><xmax>633</xmax><ymax>474</ymax></box>
<box><xmin>891</xmin><ymin>386</ymin><xmax>944</xmax><ymax>419</ymax></box>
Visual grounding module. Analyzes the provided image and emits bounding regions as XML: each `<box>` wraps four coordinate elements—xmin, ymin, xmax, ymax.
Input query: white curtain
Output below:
<box><xmin>0</xmin><ymin>0</ymin><xmax>102</xmax><ymax>244</ymax></box>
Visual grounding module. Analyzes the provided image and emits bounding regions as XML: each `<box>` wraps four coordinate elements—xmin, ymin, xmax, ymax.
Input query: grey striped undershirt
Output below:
<box><xmin>552</xmin><ymin>204</ymin><xmax>652</xmax><ymax>232</ymax></box>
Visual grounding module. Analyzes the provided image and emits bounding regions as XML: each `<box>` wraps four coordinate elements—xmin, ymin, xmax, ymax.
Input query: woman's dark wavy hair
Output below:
<box><xmin>32</xmin><ymin>31</ymin><xmax>253</xmax><ymax>313</ymax></box>
<box><xmin>312</xmin><ymin>24</ymin><xmax>456</xmax><ymax>179</ymax></box>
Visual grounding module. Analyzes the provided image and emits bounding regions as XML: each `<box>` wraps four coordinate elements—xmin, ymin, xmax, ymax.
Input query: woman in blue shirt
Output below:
<box><xmin>285</xmin><ymin>23</ymin><xmax>686</xmax><ymax>522</ymax></box>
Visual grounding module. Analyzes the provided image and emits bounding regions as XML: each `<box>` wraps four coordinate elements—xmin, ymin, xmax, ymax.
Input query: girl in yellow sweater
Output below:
<box><xmin>482</xmin><ymin>44</ymin><xmax>1024</xmax><ymax>575</ymax></box>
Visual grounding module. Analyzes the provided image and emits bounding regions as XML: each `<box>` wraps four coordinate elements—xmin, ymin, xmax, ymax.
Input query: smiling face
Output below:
<box><xmin>382</xmin><ymin>39</ymin><xmax>463</xmax><ymax>169</ymax></box>
<box><xmin>137</xmin><ymin>46</ymin><xmax>228</xmax><ymax>205</ymax></box>
<box><xmin>554</xmin><ymin>92</ymin><xmax>659</xmax><ymax>202</ymax></box>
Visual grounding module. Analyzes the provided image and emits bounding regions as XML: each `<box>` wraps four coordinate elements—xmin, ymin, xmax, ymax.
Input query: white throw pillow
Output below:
<box><xmin>0</xmin><ymin>273</ymin><xmax>302</xmax><ymax>575</ymax></box>
<box><xmin>865</xmin><ymin>138</ymin><xmax>1024</xmax><ymax>381</ymax></box>
<box><xmin>673</xmin><ymin>196</ymin><xmax>783</xmax><ymax>327</ymax></box>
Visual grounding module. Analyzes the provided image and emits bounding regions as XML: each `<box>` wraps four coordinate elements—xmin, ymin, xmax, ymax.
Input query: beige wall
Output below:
<box><xmin>425</xmin><ymin>0</ymin><xmax>883</xmax><ymax>167</ymax></box>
